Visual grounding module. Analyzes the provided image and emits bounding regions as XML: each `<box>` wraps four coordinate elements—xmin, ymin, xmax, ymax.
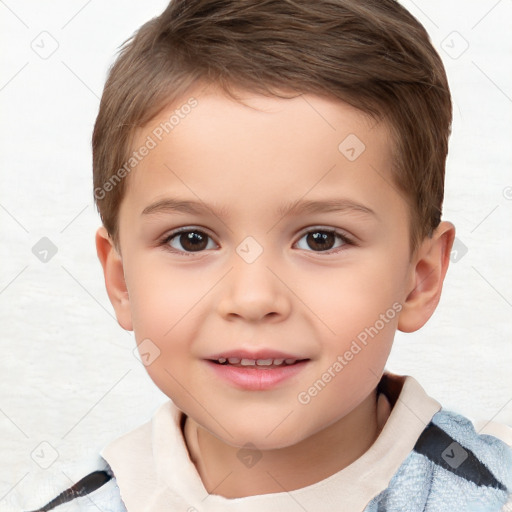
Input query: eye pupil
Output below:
<box><xmin>307</xmin><ymin>231</ymin><xmax>335</xmax><ymax>251</ymax></box>
<box><xmin>181</xmin><ymin>231</ymin><xmax>207</xmax><ymax>251</ymax></box>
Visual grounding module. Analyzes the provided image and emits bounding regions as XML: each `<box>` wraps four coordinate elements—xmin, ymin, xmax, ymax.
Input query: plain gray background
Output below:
<box><xmin>1</xmin><ymin>1</ymin><xmax>511</xmax><ymax>510</ymax></box>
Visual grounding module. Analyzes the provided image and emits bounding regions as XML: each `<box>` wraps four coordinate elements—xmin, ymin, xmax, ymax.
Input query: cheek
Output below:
<box><xmin>127</xmin><ymin>270</ymin><xmax>200</xmax><ymax>405</ymax></box>
<box><xmin>303</xmin><ymin>259</ymin><xmax>404</xmax><ymax>338</ymax></box>
<box><xmin>126</xmin><ymin>259</ymin><xmax>204</xmax><ymax>338</ymax></box>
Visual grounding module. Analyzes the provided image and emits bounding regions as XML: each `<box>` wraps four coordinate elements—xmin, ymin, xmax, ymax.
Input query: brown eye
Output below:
<box><xmin>296</xmin><ymin>230</ymin><xmax>348</xmax><ymax>252</ymax></box>
<box><xmin>307</xmin><ymin>231</ymin><xmax>335</xmax><ymax>251</ymax></box>
<box><xmin>166</xmin><ymin>230</ymin><xmax>216</xmax><ymax>253</ymax></box>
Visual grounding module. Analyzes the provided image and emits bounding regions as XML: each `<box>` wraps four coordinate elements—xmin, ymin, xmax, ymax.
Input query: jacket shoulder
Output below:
<box><xmin>366</xmin><ymin>409</ymin><xmax>512</xmax><ymax>512</ymax></box>
<box><xmin>25</xmin><ymin>463</ymin><xmax>127</xmax><ymax>512</ymax></box>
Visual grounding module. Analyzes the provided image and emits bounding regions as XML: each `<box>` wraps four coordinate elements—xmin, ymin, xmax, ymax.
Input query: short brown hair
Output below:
<box><xmin>92</xmin><ymin>0</ymin><xmax>452</xmax><ymax>251</ymax></box>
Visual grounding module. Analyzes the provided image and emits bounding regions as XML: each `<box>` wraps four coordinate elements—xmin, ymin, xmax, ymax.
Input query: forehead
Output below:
<box><xmin>136</xmin><ymin>86</ymin><xmax>388</xmax><ymax>162</ymax></box>
<box><xmin>121</xmin><ymin>87</ymin><xmax>406</xmax><ymax>230</ymax></box>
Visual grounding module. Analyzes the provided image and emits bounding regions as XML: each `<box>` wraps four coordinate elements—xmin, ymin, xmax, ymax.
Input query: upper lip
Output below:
<box><xmin>207</xmin><ymin>349</ymin><xmax>309</xmax><ymax>361</ymax></box>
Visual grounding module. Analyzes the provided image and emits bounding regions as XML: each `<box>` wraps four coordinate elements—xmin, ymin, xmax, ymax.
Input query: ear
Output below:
<box><xmin>398</xmin><ymin>221</ymin><xmax>455</xmax><ymax>333</ymax></box>
<box><xmin>95</xmin><ymin>227</ymin><xmax>133</xmax><ymax>331</ymax></box>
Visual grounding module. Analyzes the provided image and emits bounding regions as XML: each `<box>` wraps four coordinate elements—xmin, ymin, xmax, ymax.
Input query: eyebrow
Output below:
<box><xmin>141</xmin><ymin>197</ymin><xmax>376</xmax><ymax>219</ymax></box>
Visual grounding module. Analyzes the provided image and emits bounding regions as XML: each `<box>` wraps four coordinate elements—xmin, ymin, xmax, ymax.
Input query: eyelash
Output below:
<box><xmin>160</xmin><ymin>226</ymin><xmax>356</xmax><ymax>256</ymax></box>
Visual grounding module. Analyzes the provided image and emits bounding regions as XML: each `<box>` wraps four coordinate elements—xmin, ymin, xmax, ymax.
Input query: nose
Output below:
<box><xmin>216</xmin><ymin>253</ymin><xmax>292</xmax><ymax>323</ymax></box>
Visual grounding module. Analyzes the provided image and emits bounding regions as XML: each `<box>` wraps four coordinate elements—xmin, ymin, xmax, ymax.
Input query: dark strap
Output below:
<box><xmin>413</xmin><ymin>422</ymin><xmax>506</xmax><ymax>491</ymax></box>
<box><xmin>25</xmin><ymin>470</ymin><xmax>112</xmax><ymax>512</ymax></box>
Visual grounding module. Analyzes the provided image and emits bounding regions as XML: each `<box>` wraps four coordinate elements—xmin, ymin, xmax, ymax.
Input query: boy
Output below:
<box><xmin>28</xmin><ymin>0</ymin><xmax>512</xmax><ymax>511</ymax></box>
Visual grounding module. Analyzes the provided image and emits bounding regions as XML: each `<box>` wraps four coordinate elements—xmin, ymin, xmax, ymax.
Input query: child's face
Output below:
<box><xmin>112</xmin><ymin>87</ymin><xmax>420</xmax><ymax>449</ymax></box>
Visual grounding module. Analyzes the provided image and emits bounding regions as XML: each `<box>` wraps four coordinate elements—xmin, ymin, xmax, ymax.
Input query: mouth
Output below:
<box><xmin>205</xmin><ymin>351</ymin><xmax>310</xmax><ymax>390</ymax></box>
<box><xmin>210</xmin><ymin>357</ymin><xmax>308</xmax><ymax>369</ymax></box>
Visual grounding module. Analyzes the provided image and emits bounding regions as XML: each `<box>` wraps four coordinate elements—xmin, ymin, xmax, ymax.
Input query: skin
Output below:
<box><xmin>96</xmin><ymin>84</ymin><xmax>455</xmax><ymax>498</ymax></box>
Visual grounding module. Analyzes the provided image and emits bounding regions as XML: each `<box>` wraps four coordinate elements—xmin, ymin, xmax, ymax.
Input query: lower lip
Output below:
<box><xmin>205</xmin><ymin>360</ymin><xmax>309</xmax><ymax>390</ymax></box>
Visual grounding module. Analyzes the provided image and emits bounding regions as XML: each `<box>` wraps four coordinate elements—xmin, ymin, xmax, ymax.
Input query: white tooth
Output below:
<box><xmin>218</xmin><ymin>357</ymin><xmax>227</xmax><ymax>364</ymax></box>
<box><xmin>284</xmin><ymin>358</ymin><xmax>297</xmax><ymax>365</ymax></box>
<box><xmin>273</xmin><ymin>359</ymin><xmax>284</xmax><ymax>365</ymax></box>
<box><xmin>256</xmin><ymin>359</ymin><xmax>273</xmax><ymax>366</ymax></box>
<box><xmin>241</xmin><ymin>358</ymin><xmax>256</xmax><ymax>366</ymax></box>
<box><xmin>228</xmin><ymin>357</ymin><xmax>241</xmax><ymax>364</ymax></box>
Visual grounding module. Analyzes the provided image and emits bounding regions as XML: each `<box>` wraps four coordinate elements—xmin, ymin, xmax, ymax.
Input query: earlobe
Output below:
<box><xmin>398</xmin><ymin>221</ymin><xmax>455</xmax><ymax>333</ymax></box>
<box><xmin>95</xmin><ymin>227</ymin><xmax>133</xmax><ymax>331</ymax></box>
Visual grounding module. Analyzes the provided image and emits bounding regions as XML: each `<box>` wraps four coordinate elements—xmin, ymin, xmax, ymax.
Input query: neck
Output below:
<box><xmin>184</xmin><ymin>388</ymin><xmax>389</xmax><ymax>498</ymax></box>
